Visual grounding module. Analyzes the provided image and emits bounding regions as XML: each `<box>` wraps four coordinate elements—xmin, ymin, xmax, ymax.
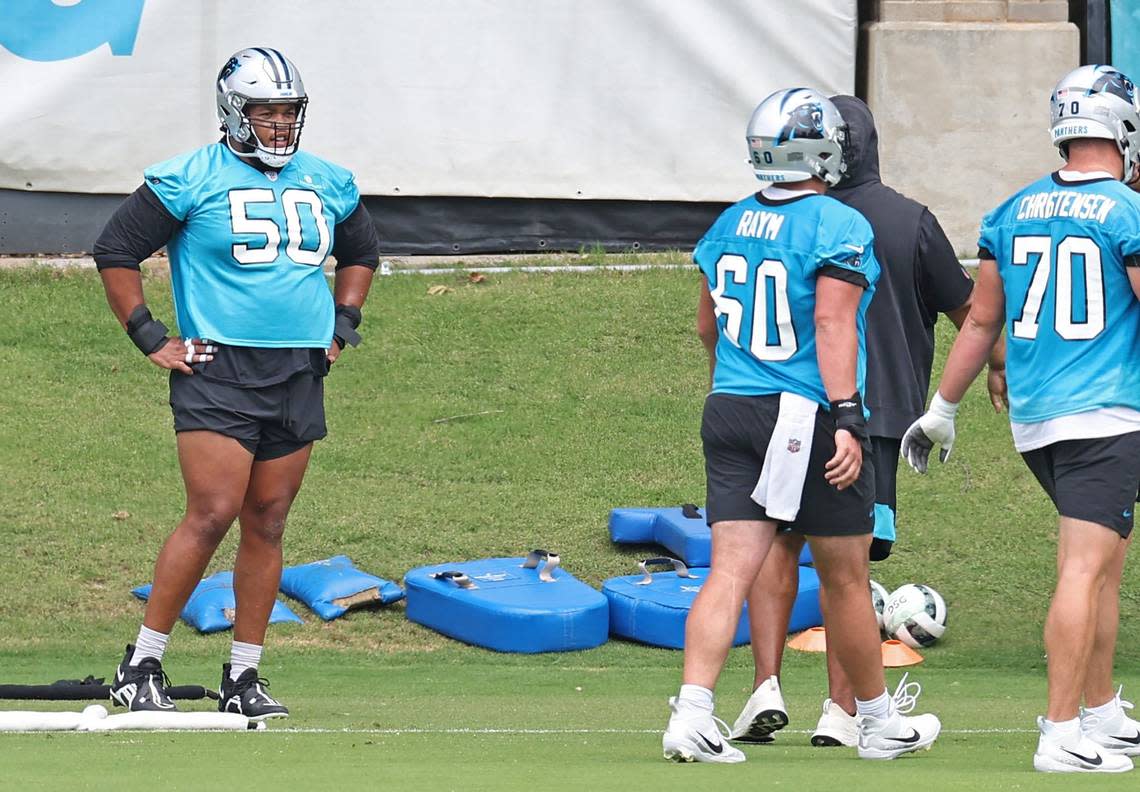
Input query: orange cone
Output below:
<box><xmin>787</xmin><ymin>626</ymin><xmax>828</xmax><ymax>653</ymax></box>
<box><xmin>881</xmin><ymin>639</ymin><xmax>923</xmax><ymax>667</ymax></box>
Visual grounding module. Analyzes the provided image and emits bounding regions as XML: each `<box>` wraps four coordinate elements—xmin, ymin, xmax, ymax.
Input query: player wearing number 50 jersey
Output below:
<box><xmin>902</xmin><ymin>65</ymin><xmax>1140</xmax><ymax>774</ymax></box>
<box><xmin>93</xmin><ymin>47</ymin><xmax>381</xmax><ymax>722</ymax></box>
<box><xmin>663</xmin><ymin>88</ymin><xmax>940</xmax><ymax>765</ymax></box>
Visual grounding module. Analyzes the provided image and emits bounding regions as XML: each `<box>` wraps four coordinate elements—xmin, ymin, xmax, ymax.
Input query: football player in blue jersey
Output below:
<box><xmin>662</xmin><ymin>88</ymin><xmax>941</xmax><ymax>763</ymax></box>
<box><xmin>93</xmin><ymin>47</ymin><xmax>381</xmax><ymax>720</ymax></box>
<box><xmin>903</xmin><ymin>65</ymin><xmax>1140</xmax><ymax>774</ymax></box>
<box><xmin>735</xmin><ymin>95</ymin><xmax>1007</xmax><ymax>750</ymax></box>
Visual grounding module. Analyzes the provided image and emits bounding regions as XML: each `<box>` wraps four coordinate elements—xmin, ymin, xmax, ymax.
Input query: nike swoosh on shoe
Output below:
<box><xmin>1061</xmin><ymin>748</ymin><xmax>1103</xmax><ymax>766</ymax></box>
<box><xmin>697</xmin><ymin>732</ymin><xmax>725</xmax><ymax>754</ymax></box>
<box><xmin>886</xmin><ymin>729</ymin><xmax>921</xmax><ymax>744</ymax></box>
<box><xmin>1109</xmin><ymin>732</ymin><xmax>1140</xmax><ymax>745</ymax></box>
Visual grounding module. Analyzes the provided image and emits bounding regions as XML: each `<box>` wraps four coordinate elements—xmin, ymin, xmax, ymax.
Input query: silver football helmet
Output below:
<box><xmin>1050</xmin><ymin>64</ymin><xmax>1140</xmax><ymax>183</ymax></box>
<box><xmin>746</xmin><ymin>88</ymin><xmax>847</xmax><ymax>186</ymax></box>
<box><xmin>216</xmin><ymin>47</ymin><xmax>308</xmax><ymax>168</ymax></box>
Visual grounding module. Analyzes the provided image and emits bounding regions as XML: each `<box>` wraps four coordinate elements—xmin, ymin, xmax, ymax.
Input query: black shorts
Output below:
<box><xmin>169</xmin><ymin>370</ymin><xmax>327</xmax><ymax>461</ymax></box>
<box><xmin>1021</xmin><ymin>432</ymin><xmax>1140</xmax><ymax>538</ymax></box>
<box><xmin>701</xmin><ymin>393</ymin><xmax>874</xmax><ymax>536</ymax></box>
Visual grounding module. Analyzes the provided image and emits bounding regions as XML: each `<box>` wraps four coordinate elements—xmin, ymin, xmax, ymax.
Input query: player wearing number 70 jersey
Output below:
<box><xmin>902</xmin><ymin>65</ymin><xmax>1140</xmax><ymax>773</ymax></box>
<box><xmin>93</xmin><ymin>47</ymin><xmax>380</xmax><ymax>721</ymax></box>
<box><xmin>663</xmin><ymin>88</ymin><xmax>941</xmax><ymax>764</ymax></box>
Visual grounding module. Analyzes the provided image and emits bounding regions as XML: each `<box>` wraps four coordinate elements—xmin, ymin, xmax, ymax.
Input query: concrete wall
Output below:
<box><xmin>863</xmin><ymin>1</ymin><xmax>1078</xmax><ymax>252</ymax></box>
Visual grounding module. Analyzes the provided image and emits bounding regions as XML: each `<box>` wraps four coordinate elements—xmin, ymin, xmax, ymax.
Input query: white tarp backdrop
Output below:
<box><xmin>0</xmin><ymin>0</ymin><xmax>856</xmax><ymax>201</ymax></box>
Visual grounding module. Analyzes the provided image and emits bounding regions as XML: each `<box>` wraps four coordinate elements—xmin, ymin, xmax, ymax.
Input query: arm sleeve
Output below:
<box><xmin>917</xmin><ymin>209</ymin><xmax>974</xmax><ymax>313</ymax></box>
<box><xmin>818</xmin><ymin>264</ymin><xmax>869</xmax><ymax>288</ymax></box>
<box><xmin>92</xmin><ymin>184</ymin><xmax>181</xmax><ymax>271</ymax></box>
<box><xmin>813</xmin><ymin>205</ymin><xmax>877</xmax><ymax>290</ymax></box>
<box><xmin>331</xmin><ymin>201</ymin><xmax>381</xmax><ymax>270</ymax></box>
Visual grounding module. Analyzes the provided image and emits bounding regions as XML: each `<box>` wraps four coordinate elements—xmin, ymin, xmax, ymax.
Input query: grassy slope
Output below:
<box><xmin>0</xmin><ymin>266</ymin><xmax>1106</xmax><ymax>664</ymax></box>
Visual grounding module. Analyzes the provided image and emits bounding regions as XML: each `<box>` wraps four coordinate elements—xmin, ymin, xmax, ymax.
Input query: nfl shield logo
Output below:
<box><xmin>787</xmin><ymin>438</ymin><xmax>801</xmax><ymax>453</ymax></box>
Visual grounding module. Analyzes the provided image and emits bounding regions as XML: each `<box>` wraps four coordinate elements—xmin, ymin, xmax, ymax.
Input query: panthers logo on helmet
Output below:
<box><xmin>776</xmin><ymin>103</ymin><xmax>825</xmax><ymax>145</ymax></box>
<box><xmin>1090</xmin><ymin>70</ymin><xmax>1136</xmax><ymax>104</ymax></box>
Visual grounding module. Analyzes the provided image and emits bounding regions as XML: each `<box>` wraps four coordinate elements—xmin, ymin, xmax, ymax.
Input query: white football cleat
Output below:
<box><xmin>1034</xmin><ymin>717</ymin><xmax>1133</xmax><ymax>773</ymax></box>
<box><xmin>1081</xmin><ymin>687</ymin><xmax>1140</xmax><ymax>757</ymax></box>
<box><xmin>729</xmin><ymin>675</ymin><xmax>788</xmax><ymax>743</ymax></box>
<box><xmin>663</xmin><ymin>697</ymin><xmax>746</xmax><ymax>763</ymax></box>
<box><xmin>856</xmin><ymin>673</ymin><xmax>941</xmax><ymax>760</ymax></box>
<box><xmin>811</xmin><ymin>698</ymin><xmax>858</xmax><ymax>747</ymax></box>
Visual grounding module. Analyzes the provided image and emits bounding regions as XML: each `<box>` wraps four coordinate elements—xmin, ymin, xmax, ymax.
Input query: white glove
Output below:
<box><xmin>900</xmin><ymin>392</ymin><xmax>960</xmax><ymax>474</ymax></box>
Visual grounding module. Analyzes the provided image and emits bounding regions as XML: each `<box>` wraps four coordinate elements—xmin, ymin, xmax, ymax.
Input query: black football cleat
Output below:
<box><xmin>108</xmin><ymin>643</ymin><xmax>177</xmax><ymax>712</ymax></box>
<box><xmin>219</xmin><ymin>663</ymin><xmax>289</xmax><ymax>721</ymax></box>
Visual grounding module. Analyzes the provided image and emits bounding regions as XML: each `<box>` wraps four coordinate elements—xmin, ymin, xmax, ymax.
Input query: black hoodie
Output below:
<box><xmin>828</xmin><ymin>95</ymin><xmax>975</xmax><ymax>439</ymax></box>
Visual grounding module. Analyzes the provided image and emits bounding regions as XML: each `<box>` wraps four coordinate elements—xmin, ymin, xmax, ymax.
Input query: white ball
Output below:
<box><xmin>883</xmin><ymin>583</ymin><xmax>947</xmax><ymax>648</ymax></box>
<box><xmin>869</xmin><ymin>579</ymin><xmax>890</xmax><ymax>633</ymax></box>
<box><xmin>81</xmin><ymin>704</ymin><xmax>108</xmax><ymax>720</ymax></box>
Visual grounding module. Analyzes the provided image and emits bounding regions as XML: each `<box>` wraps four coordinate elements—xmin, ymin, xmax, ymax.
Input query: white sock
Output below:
<box><xmin>856</xmin><ymin>689</ymin><xmax>891</xmax><ymax>720</ymax></box>
<box><xmin>229</xmin><ymin>641</ymin><xmax>263</xmax><ymax>681</ymax></box>
<box><xmin>1042</xmin><ymin>716</ymin><xmax>1081</xmax><ymax>737</ymax></box>
<box><xmin>1084</xmin><ymin>697</ymin><xmax>1118</xmax><ymax>719</ymax></box>
<box><xmin>130</xmin><ymin>626</ymin><xmax>169</xmax><ymax>666</ymax></box>
<box><xmin>677</xmin><ymin>684</ymin><xmax>714</xmax><ymax>712</ymax></box>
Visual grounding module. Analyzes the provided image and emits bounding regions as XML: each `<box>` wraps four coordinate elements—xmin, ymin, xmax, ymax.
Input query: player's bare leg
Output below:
<box><xmin>747</xmin><ymin>532</ymin><xmax>803</xmax><ymax>688</ymax></box>
<box><xmin>219</xmin><ymin>443</ymin><xmax>313</xmax><ymax>721</ymax></box>
<box><xmin>232</xmin><ymin>443</ymin><xmax>313</xmax><ymax>645</ymax></box>
<box><xmin>805</xmin><ymin>534</ymin><xmax>881</xmax><ymax>699</ymax></box>
<box><xmin>1083</xmin><ymin>533</ymin><xmax>1131</xmax><ymax>708</ymax></box>
<box><xmin>682</xmin><ymin>520</ymin><xmax>777</xmax><ymax>689</ymax></box>
<box><xmin>807</xmin><ymin>533</ymin><xmax>941</xmax><ymax>759</ymax></box>
<box><xmin>144</xmin><ymin>432</ymin><xmax>254</xmax><ymax>633</ymax></box>
<box><xmin>664</xmin><ymin>519</ymin><xmax>775</xmax><ymax>763</ymax></box>
<box><xmin>728</xmin><ymin>530</ymin><xmax>799</xmax><ymax>742</ymax></box>
<box><xmin>1076</xmin><ymin>534</ymin><xmax>1140</xmax><ymax>758</ymax></box>
<box><xmin>1045</xmin><ymin>517</ymin><xmax>1123</xmax><ymax>722</ymax></box>
<box><xmin>110</xmin><ymin>432</ymin><xmax>253</xmax><ymax>712</ymax></box>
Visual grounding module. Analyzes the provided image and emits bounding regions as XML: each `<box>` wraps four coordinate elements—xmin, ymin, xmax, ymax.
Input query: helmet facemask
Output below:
<box><xmin>223</xmin><ymin>96</ymin><xmax>309</xmax><ymax>169</ymax></box>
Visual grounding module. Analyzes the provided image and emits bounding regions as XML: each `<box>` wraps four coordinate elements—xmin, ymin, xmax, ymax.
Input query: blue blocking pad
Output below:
<box><xmin>652</xmin><ymin>507</ymin><xmax>715</xmax><ymax>566</ymax></box>
<box><xmin>403</xmin><ymin>552</ymin><xmax>609</xmax><ymax>653</ymax></box>
<box><xmin>280</xmin><ymin>555</ymin><xmax>405</xmax><ymax>621</ymax></box>
<box><xmin>609</xmin><ymin>505</ymin><xmax>813</xmax><ymax>567</ymax></box>
<box><xmin>603</xmin><ymin>559</ymin><xmax>822</xmax><ymax>649</ymax></box>
<box><xmin>607</xmin><ymin>508</ymin><xmax>660</xmax><ymax>543</ymax></box>
<box><xmin>132</xmin><ymin>571</ymin><xmax>303</xmax><ymax>634</ymax></box>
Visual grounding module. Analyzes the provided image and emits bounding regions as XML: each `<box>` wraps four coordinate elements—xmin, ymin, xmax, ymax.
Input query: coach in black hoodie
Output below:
<box><xmin>728</xmin><ymin>96</ymin><xmax>1007</xmax><ymax>748</ymax></box>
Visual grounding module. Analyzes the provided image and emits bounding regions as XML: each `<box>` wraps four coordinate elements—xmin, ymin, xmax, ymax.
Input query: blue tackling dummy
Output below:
<box><xmin>280</xmin><ymin>555</ymin><xmax>404</xmax><ymax>620</ymax></box>
<box><xmin>132</xmin><ymin>571</ymin><xmax>302</xmax><ymax>633</ymax></box>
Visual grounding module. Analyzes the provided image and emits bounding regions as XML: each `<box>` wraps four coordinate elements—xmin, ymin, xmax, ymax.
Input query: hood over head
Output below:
<box><xmin>831</xmin><ymin>94</ymin><xmax>880</xmax><ymax>189</ymax></box>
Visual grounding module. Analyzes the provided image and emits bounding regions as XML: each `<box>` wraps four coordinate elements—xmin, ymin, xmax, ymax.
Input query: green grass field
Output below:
<box><xmin>1</xmin><ymin>264</ymin><xmax>1137</xmax><ymax>789</ymax></box>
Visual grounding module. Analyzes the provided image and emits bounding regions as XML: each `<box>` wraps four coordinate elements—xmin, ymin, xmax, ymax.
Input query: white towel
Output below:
<box><xmin>751</xmin><ymin>392</ymin><xmax>818</xmax><ymax>522</ymax></box>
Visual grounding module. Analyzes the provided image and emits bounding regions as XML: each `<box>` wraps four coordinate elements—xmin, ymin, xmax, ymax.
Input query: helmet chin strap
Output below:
<box><xmin>224</xmin><ymin>131</ymin><xmax>296</xmax><ymax>170</ymax></box>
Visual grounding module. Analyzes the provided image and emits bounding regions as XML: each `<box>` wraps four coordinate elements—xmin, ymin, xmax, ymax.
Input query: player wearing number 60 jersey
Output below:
<box><xmin>93</xmin><ymin>47</ymin><xmax>380</xmax><ymax>722</ymax></box>
<box><xmin>695</xmin><ymin>183</ymin><xmax>879</xmax><ymax>404</ymax></box>
<box><xmin>663</xmin><ymin>88</ymin><xmax>941</xmax><ymax>766</ymax></box>
<box><xmin>902</xmin><ymin>65</ymin><xmax>1140</xmax><ymax>774</ymax></box>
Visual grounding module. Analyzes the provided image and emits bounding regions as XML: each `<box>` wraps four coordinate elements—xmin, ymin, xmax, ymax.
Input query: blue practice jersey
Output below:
<box><xmin>694</xmin><ymin>192</ymin><xmax>879</xmax><ymax>407</ymax></box>
<box><xmin>144</xmin><ymin>143</ymin><xmax>362</xmax><ymax>348</ymax></box>
<box><xmin>979</xmin><ymin>173</ymin><xmax>1140</xmax><ymax>423</ymax></box>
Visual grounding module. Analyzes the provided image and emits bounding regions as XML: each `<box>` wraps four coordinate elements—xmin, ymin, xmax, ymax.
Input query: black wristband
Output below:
<box><xmin>125</xmin><ymin>305</ymin><xmax>170</xmax><ymax>356</ymax></box>
<box><xmin>333</xmin><ymin>304</ymin><xmax>363</xmax><ymax>350</ymax></box>
<box><xmin>829</xmin><ymin>392</ymin><xmax>867</xmax><ymax>440</ymax></box>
